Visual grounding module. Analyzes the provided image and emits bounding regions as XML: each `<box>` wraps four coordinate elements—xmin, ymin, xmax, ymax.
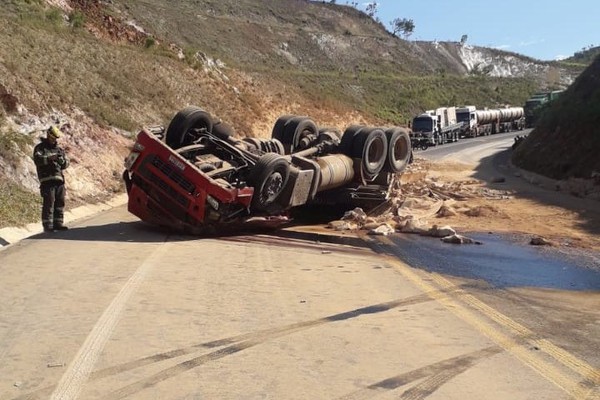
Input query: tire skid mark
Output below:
<box><xmin>12</xmin><ymin>291</ymin><xmax>447</xmax><ymax>400</ymax></box>
<box><xmin>94</xmin><ymin>290</ymin><xmax>470</xmax><ymax>399</ymax></box>
<box><xmin>337</xmin><ymin>346</ymin><xmax>502</xmax><ymax>400</ymax></box>
<box><xmin>88</xmin><ymin>292</ymin><xmax>447</xmax><ymax>382</ymax></box>
<box><xmin>399</xmin><ymin>351</ymin><xmax>497</xmax><ymax>400</ymax></box>
<box><xmin>220</xmin><ymin>233</ymin><xmax>372</xmax><ymax>257</ymax></box>
<box><xmin>371</xmin><ymin>236</ymin><xmax>600</xmax><ymax>400</ymax></box>
<box><xmin>10</xmin><ymin>240</ymin><xmax>172</xmax><ymax>400</ymax></box>
<box><xmin>12</xmin><ymin>288</ymin><xmax>474</xmax><ymax>400</ymax></box>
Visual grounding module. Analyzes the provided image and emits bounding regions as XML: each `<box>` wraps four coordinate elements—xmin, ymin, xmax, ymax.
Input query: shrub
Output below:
<box><xmin>69</xmin><ymin>10</ymin><xmax>85</xmax><ymax>29</ymax></box>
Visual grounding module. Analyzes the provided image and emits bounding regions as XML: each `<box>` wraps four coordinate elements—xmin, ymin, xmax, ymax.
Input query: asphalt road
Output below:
<box><xmin>415</xmin><ymin>130</ymin><xmax>530</xmax><ymax>163</ymax></box>
<box><xmin>1</xmin><ymin>131</ymin><xmax>599</xmax><ymax>399</ymax></box>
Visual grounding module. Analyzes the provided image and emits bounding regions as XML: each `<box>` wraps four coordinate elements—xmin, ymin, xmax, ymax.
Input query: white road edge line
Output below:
<box><xmin>50</xmin><ymin>241</ymin><xmax>170</xmax><ymax>400</ymax></box>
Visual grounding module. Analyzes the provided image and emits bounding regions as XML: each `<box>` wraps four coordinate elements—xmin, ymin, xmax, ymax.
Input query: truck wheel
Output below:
<box><xmin>249</xmin><ymin>153</ymin><xmax>291</xmax><ymax>213</ymax></box>
<box><xmin>278</xmin><ymin>117</ymin><xmax>318</xmax><ymax>153</ymax></box>
<box><xmin>351</xmin><ymin>128</ymin><xmax>387</xmax><ymax>178</ymax></box>
<box><xmin>340</xmin><ymin>125</ymin><xmax>367</xmax><ymax>156</ymax></box>
<box><xmin>271</xmin><ymin>115</ymin><xmax>316</xmax><ymax>154</ymax></box>
<box><xmin>166</xmin><ymin>106</ymin><xmax>214</xmax><ymax>149</ymax></box>
<box><xmin>384</xmin><ymin>127</ymin><xmax>411</xmax><ymax>174</ymax></box>
<box><xmin>271</xmin><ymin>115</ymin><xmax>297</xmax><ymax>141</ymax></box>
<box><xmin>212</xmin><ymin>119</ymin><xmax>235</xmax><ymax>140</ymax></box>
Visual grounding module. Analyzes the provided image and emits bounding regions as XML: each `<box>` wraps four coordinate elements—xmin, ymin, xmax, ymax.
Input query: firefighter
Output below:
<box><xmin>33</xmin><ymin>125</ymin><xmax>70</xmax><ymax>232</ymax></box>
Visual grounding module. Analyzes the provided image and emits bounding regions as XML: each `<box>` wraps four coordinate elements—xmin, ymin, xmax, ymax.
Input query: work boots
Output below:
<box><xmin>43</xmin><ymin>224</ymin><xmax>68</xmax><ymax>232</ymax></box>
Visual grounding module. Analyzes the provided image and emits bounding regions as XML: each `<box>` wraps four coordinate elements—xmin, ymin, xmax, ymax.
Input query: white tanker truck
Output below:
<box><xmin>456</xmin><ymin>106</ymin><xmax>524</xmax><ymax>138</ymax></box>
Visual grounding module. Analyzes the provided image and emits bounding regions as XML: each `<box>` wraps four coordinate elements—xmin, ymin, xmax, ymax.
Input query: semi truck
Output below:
<box><xmin>122</xmin><ymin>106</ymin><xmax>412</xmax><ymax>234</ymax></box>
<box><xmin>410</xmin><ymin>106</ymin><xmax>463</xmax><ymax>145</ymax></box>
<box><xmin>524</xmin><ymin>90</ymin><xmax>563</xmax><ymax>128</ymax></box>
<box><xmin>456</xmin><ymin>106</ymin><xmax>524</xmax><ymax>138</ymax></box>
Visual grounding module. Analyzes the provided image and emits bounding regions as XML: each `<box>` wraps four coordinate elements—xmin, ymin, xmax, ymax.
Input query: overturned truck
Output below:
<box><xmin>123</xmin><ymin>107</ymin><xmax>411</xmax><ymax>233</ymax></box>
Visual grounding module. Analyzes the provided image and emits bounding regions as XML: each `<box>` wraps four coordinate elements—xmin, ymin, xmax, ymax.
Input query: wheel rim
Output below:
<box><xmin>260</xmin><ymin>172</ymin><xmax>284</xmax><ymax>204</ymax></box>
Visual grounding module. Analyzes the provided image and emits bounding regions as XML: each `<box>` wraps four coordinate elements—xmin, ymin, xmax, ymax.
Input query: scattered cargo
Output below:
<box><xmin>122</xmin><ymin>107</ymin><xmax>412</xmax><ymax>233</ymax></box>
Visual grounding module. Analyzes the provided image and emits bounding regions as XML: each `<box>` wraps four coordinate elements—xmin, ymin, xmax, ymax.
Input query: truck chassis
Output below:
<box><xmin>123</xmin><ymin>107</ymin><xmax>412</xmax><ymax>234</ymax></box>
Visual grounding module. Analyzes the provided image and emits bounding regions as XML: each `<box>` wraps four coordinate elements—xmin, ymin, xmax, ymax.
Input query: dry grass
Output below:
<box><xmin>0</xmin><ymin>181</ymin><xmax>40</xmax><ymax>227</ymax></box>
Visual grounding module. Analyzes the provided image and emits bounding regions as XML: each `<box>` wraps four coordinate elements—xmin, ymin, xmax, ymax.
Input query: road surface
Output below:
<box><xmin>1</xmin><ymin>132</ymin><xmax>599</xmax><ymax>400</ymax></box>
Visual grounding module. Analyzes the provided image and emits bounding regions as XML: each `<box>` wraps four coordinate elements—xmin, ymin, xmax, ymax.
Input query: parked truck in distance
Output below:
<box><xmin>411</xmin><ymin>106</ymin><xmax>463</xmax><ymax>146</ymax></box>
<box><xmin>122</xmin><ymin>106</ymin><xmax>412</xmax><ymax>234</ymax></box>
<box><xmin>524</xmin><ymin>90</ymin><xmax>563</xmax><ymax>128</ymax></box>
<box><xmin>456</xmin><ymin>106</ymin><xmax>524</xmax><ymax>138</ymax></box>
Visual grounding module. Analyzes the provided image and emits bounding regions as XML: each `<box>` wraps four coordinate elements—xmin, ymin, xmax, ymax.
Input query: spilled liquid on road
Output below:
<box><xmin>385</xmin><ymin>232</ymin><xmax>600</xmax><ymax>290</ymax></box>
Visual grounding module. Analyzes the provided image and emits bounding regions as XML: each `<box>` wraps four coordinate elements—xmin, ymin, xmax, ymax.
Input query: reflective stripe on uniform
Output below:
<box><xmin>39</xmin><ymin>176</ymin><xmax>64</xmax><ymax>183</ymax></box>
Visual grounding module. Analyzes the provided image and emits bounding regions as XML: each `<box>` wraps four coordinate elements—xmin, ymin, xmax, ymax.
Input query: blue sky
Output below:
<box><xmin>354</xmin><ymin>0</ymin><xmax>598</xmax><ymax>61</ymax></box>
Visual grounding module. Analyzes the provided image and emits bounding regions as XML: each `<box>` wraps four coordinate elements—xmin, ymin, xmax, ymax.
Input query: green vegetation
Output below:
<box><xmin>69</xmin><ymin>10</ymin><xmax>85</xmax><ymax>29</ymax></box>
<box><xmin>564</xmin><ymin>46</ymin><xmax>600</xmax><ymax>65</ymax></box>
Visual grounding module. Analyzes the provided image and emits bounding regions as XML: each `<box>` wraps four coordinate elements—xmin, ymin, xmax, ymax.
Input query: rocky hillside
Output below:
<box><xmin>0</xmin><ymin>0</ymin><xmax>588</xmax><ymax>227</ymax></box>
<box><xmin>512</xmin><ymin>55</ymin><xmax>600</xmax><ymax>180</ymax></box>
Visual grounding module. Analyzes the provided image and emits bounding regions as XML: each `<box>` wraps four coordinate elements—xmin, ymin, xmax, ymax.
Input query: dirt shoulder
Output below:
<box><xmin>403</xmin><ymin>155</ymin><xmax>600</xmax><ymax>251</ymax></box>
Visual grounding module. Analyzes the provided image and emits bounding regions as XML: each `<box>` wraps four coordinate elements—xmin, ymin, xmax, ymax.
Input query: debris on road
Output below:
<box><xmin>530</xmin><ymin>236</ymin><xmax>553</xmax><ymax>246</ymax></box>
<box><xmin>441</xmin><ymin>234</ymin><xmax>482</xmax><ymax>245</ymax></box>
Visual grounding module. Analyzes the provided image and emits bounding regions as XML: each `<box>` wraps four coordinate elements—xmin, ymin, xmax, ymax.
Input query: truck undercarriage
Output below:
<box><xmin>123</xmin><ymin>107</ymin><xmax>412</xmax><ymax>234</ymax></box>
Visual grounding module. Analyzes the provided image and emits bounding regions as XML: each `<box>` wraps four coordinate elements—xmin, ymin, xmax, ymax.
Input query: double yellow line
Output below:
<box><xmin>370</xmin><ymin>235</ymin><xmax>600</xmax><ymax>399</ymax></box>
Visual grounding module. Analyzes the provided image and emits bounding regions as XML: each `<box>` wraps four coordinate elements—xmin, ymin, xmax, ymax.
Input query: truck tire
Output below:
<box><xmin>340</xmin><ymin>125</ymin><xmax>367</xmax><ymax>155</ymax></box>
<box><xmin>279</xmin><ymin>117</ymin><xmax>318</xmax><ymax>153</ymax></box>
<box><xmin>384</xmin><ymin>127</ymin><xmax>411</xmax><ymax>174</ymax></box>
<box><xmin>249</xmin><ymin>153</ymin><xmax>291</xmax><ymax>213</ymax></box>
<box><xmin>271</xmin><ymin>115</ymin><xmax>296</xmax><ymax>139</ymax></box>
<box><xmin>271</xmin><ymin>115</ymin><xmax>318</xmax><ymax>154</ymax></box>
<box><xmin>166</xmin><ymin>106</ymin><xmax>214</xmax><ymax>149</ymax></box>
<box><xmin>351</xmin><ymin>128</ymin><xmax>387</xmax><ymax>178</ymax></box>
<box><xmin>212</xmin><ymin>119</ymin><xmax>235</xmax><ymax>140</ymax></box>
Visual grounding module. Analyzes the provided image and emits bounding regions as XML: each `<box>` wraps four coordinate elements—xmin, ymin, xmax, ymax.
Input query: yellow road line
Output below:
<box><xmin>428</xmin><ymin>272</ymin><xmax>600</xmax><ymax>385</ymax></box>
<box><xmin>377</xmin><ymin>248</ymin><xmax>600</xmax><ymax>399</ymax></box>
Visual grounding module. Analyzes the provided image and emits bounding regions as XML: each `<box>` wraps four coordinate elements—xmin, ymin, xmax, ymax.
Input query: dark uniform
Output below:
<box><xmin>33</xmin><ymin>126</ymin><xmax>70</xmax><ymax>232</ymax></box>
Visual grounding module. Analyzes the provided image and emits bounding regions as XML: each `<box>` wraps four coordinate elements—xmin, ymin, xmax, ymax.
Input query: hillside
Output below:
<box><xmin>512</xmin><ymin>55</ymin><xmax>600</xmax><ymax>180</ymax></box>
<box><xmin>564</xmin><ymin>45</ymin><xmax>600</xmax><ymax>66</ymax></box>
<box><xmin>0</xmin><ymin>0</ymin><xmax>588</xmax><ymax>228</ymax></box>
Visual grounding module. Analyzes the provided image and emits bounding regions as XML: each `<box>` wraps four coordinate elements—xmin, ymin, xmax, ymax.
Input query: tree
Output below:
<box><xmin>365</xmin><ymin>2</ymin><xmax>378</xmax><ymax>18</ymax></box>
<box><xmin>390</xmin><ymin>18</ymin><xmax>415</xmax><ymax>39</ymax></box>
<box><xmin>460</xmin><ymin>34</ymin><xmax>468</xmax><ymax>45</ymax></box>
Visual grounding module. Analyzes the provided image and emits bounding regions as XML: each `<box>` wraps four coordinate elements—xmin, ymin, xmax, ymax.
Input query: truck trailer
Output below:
<box><xmin>456</xmin><ymin>106</ymin><xmax>524</xmax><ymax>138</ymax></box>
<box><xmin>122</xmin><ymin>106</ymin><xmax>412</xmax><ymax>234</ymax></box>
